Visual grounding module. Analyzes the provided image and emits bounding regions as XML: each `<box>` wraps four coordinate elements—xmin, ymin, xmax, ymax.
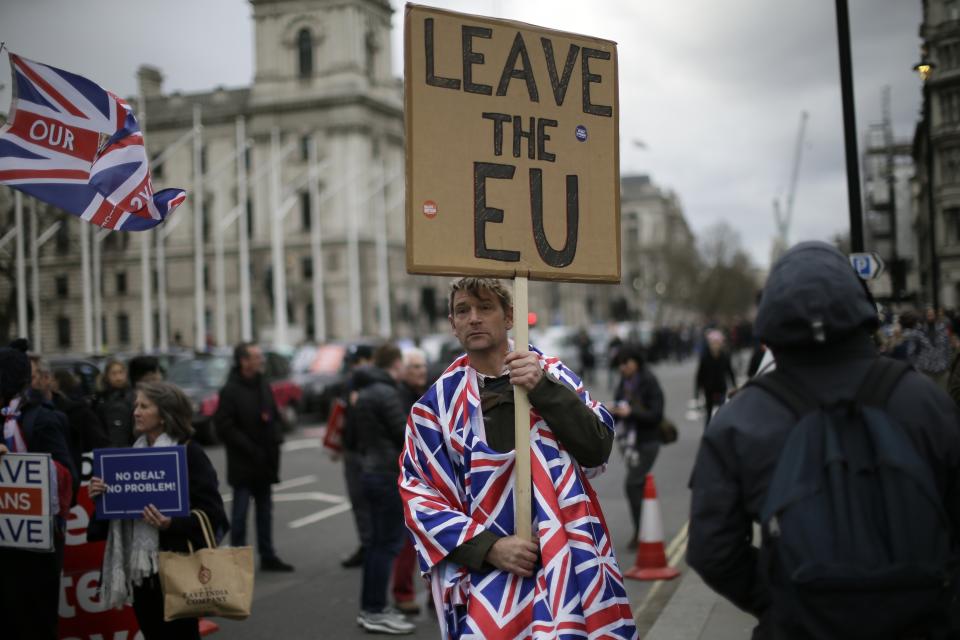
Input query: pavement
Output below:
<box><xmin>643</xmin><ymin>562</ymin><xmax>757</xmax><ymax>640</ymax></box>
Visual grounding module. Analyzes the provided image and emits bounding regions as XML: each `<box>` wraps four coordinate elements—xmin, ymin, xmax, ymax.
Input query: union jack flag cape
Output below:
<box><xmin>0</xmin><ymin>53</ymin><xmax>185</xmax><ymax>230</ymax></box>
<box><xmin>400</xmin><ymin>346</ymin><xmax>638</xmax><ymax>639</ymax></box>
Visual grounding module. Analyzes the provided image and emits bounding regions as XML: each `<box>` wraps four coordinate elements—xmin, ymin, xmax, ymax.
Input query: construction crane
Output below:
<box><xmin>771</xmin><ymin>111</ymin><xmax>809</xmax><ymax>259</ymax></box>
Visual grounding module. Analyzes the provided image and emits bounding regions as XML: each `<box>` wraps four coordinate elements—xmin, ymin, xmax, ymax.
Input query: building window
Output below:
<box><xmin>200</xmin><ymin>145</ymin><xmax>208</xmax><ymax>174</ymax></box>
<box><xmin>116</xmin><ymin>271</ymin><xmax>127</xmax><ymax>295</ymax></box>
<box><xmin>942</xmin><ymin>147</ymin><xmax>960</xmax><ymax>184</ymax></box>
<box><xmin>942</xmin><ymin>90</ymin><xmax>960</xmax><ymax>124</ymax></box>
<box><xmin>302</xmin><ymin>256</ymin><xmax>313</xmax><ymax>280</ymax></box>
<box><xmin>946</xmin><ymin>207</ymin><xmax>960</xmax><ymax>245</ymax></box>
<box><xmin>117</xmin><ymin>313</ymin><xmax>130</xmax><ymax>345</ymax></box>
<box><xmin>202</xmin><ymin>198</ymin><xmax>211</xmax><ymax>241</ymax></box>
<box><xmin>151</xmin><ymin>152</ymin><xmax>164</xmax><ymax>180</ymax></box>
<box><xmin>55</xmin><ymin>218</ymin><xmax>70</xmax><ymax>254</ymax></box>
<box><xmin>301</xmin><ymin>191</ymin><xmax>311</xmax><ymax>230</ymax></box>
<box><xmin>300</xmin><ymin>135</ymin><xmax>311</xmax><ymax>162</ymax></box>
<box><xmin>326</xmin><ymin>251</ymin><xmax>339</xmax><ymax>272</ymax></box>
<box><xmin>365</xmin><ymin>30</ymin><xmax>378</xmax><ymax>80</ymax></box>
<box><xmin>57</xmin><ymin>316</ymin><xmax>71</xmax><ymax>349</ymax></box>
<box><xmin>246</xmin><ymin>198</ymin><xmax>254</xmax><ymax>239</ymax></box>
<box><xmin>55</xmin><ymin>275</ymin><xmax>68</xmax><ymax>299</ymax></box>
<box><xmin>297</xmin><ymin>29</ymin><xmax>313</xmax><ymax>78</ymax></box>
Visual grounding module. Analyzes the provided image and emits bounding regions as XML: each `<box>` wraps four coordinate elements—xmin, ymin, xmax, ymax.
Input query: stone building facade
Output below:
<box><xmin>0</xmin><ymin>0</ymin><xmax>699</xmax><ymax>353</ymax></box>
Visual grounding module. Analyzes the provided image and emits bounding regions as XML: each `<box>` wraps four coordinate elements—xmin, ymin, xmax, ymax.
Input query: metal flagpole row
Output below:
<box><xmin>29</xmin><ymin>200</ymin><xmax>40</xmax><ymax>352</ymax></box>
<box><xmin>269</xmin><ymin>127</ymin><xmax>288</xmax><ymax>348</ymax></box>
<box><xmin>308</xmin><ymin>136</ymin><xmax>326</xmax><ymax>344</ymax></box>
<box><xmin>80</xmin><ymin>222</ymin><xmax>93</xmax><ymax>354</ymax></box>
<box><xmin>14</xmin><ymin>192</ymin><xmax>26</xmax><ymax>344</ymax></box>
<box><xmin>192</xmin><ymin>104</ymin><xmax>205</xmax><ymax>351</ymax></box>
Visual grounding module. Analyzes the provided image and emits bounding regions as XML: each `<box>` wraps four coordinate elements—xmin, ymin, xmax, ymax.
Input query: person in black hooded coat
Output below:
<box><xmin>214</xmin><ymin>342</ymin><xmax>292</xmax><ymax>572</ymax></box>
<box><xmin>687</xmin><ymin>242</ymin><xmax>960</xmax><ymax>639</ymax></box>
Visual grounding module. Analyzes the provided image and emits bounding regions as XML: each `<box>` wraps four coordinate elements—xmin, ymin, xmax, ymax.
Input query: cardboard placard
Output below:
<box><xmin>405</xmin><ymin>4</ymin><xmax>621</xmax><ymax>283</ymax></box>
<box><xmin>0</xmin><ymin>452</ymin><xmax>53</xmax><ymax>550</ymax></box>
<box><xmin>93</xmin><ymin>446</ymin><xmax>189</xmax><ymax>520</ymax></box>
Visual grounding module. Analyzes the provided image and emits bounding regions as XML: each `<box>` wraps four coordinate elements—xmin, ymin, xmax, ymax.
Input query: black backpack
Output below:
<box><xmin>749</xmin><ymin>358</ymin><xmax>956</xmax><ymax>639</ymax></box>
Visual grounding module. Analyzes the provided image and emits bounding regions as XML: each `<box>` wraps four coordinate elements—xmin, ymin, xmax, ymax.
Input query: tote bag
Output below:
<box><xmin>158</xmin><ymin>509</ymin><xmax>254</xmax><ymax>621</ymax></box>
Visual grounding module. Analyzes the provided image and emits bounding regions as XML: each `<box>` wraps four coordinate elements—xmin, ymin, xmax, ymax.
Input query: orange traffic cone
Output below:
<box><xmin>624</xmin><ymin>474</ymin><xmax>680</xmax><ymax>581</ymax></box>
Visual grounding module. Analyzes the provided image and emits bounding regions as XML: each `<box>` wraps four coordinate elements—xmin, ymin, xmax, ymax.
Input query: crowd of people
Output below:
<box><xmin>4</xmin><ymin>251</ymin><xmax>960</xmax><ymax>638</ymax></box>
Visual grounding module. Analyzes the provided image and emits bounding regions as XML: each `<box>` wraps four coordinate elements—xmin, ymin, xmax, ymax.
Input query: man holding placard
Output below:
<box><xmin>400</xmin><ymin>278</ymin><xmax>636</xmax><ymax>638</ymax></box>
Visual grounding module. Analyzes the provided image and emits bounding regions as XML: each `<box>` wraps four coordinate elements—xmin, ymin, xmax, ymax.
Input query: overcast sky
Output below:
<box><xmin>0</xmin><ymin>0</ymin><xmax>923</xmax><ymax>268</ymax></box>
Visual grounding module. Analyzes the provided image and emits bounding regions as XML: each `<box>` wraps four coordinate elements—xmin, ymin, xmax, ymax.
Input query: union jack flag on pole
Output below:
<box><xmin>0</xmin><ymin>52</ymin><xmax>185</xmax><ymax>230</ymax></box>
<box><xmin>400</xmin><ymin>346</ymin><xmax>638</xmax><ymax>639</ymax></box>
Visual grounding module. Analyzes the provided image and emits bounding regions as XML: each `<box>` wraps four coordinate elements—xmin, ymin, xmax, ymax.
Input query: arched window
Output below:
<box><xmin>297</xmin><ymin>28</ymin><xmax>313</xmax><ymax>78</ymax></box>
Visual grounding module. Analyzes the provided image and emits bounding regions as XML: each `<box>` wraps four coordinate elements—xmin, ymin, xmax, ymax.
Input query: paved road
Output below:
<box><xmin>207</xmin><ymin>358</ymin><xmax>709</xmax><ymax>639</ymax></box>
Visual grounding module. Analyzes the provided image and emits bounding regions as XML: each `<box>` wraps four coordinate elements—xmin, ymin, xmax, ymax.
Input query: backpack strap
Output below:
<box><xmin>746</xmin><ymin>370</ymin><xmax>818</xmax><ymax>418</ymax></box>
<box><xmin>854</xmin><ymin>357</ymin><xmax>911</xmax><ymax>408</ymax></box>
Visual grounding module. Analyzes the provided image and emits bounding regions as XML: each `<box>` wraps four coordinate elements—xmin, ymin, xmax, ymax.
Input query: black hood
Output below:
<box><xmin>350</xmin><ymin>365</ymin><xmax>395</xmax><ymax>390</ymax></box>
<box><xmin>755</xmin><ymin>241</ymin><xmax>878</xmax><ymax>349</ymax></box>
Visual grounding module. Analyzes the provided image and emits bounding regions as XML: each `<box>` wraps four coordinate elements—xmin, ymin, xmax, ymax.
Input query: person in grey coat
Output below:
<box><xmin>687</xmin><ymin>242</ymin><xmax>960</xmax><ymax>639</ymax></box>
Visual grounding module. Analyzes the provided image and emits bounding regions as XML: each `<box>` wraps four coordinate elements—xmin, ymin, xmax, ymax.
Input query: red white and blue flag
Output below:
<box><xmin>0</xmin><ymin>53</ymin><xmax>185</xmax><ymax>230</ymax></box>
<box><xmin>400</xmin><ymin>345</ymin><xmax>638</xmax><ymax>640</ymax></box>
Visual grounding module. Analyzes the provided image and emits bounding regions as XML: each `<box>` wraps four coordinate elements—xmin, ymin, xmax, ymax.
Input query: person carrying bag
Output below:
<box><xmin>159</xmin><ymin>509</ymin><xmax>253</xmax><ymax>621</ymax></box>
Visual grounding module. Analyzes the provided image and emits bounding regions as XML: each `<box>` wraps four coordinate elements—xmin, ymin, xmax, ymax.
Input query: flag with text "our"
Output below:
<box><xmin>0</xmin><ymin>53</ymin><xmax>185</xmax><ymax>230</ymax></box>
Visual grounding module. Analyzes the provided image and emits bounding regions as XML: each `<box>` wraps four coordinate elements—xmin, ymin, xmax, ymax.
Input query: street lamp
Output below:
<box><xmin>915</xmin><ymin>57</ymin><xmax>940</xmax><ymax>309</ymax></box>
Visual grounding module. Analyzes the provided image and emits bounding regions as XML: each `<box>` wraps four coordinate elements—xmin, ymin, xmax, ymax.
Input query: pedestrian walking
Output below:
<box><xmin>88</xmin><ymin>381</ymin><xmax>229</xmax><ymax>639</ymax></box>
<box><xmin>612</xmin><ymin>344</ymin><xmax>664</xmax><ymax>549</ymax></box>
<box><xmin>214</xmin><ymin>342</ymin><xmax>294</xmax><ymax>572</ymax></box>
<box><xmin>688</xmin><ymin>242</ymin><xmax>960</xmax><ymax>639</ymax></box>
<box><xmin>354</xmin><ymin>344</ymin><xmax>415</xmax><ymax>635</ymax></box>
<box><xmin>339</xmin><ymin>344</ymin><xmax>375</xmax><ymax>569</ymax></box>
<box><xmin>695</xmin><ymin>329</ymin><xmax>737</xmax><ymax>428</ymax></box>
<box><xmin>0</xmin><ymin>340</ymin><xmax>77</xmax><ymax>640</ymax></box>
<box><xmin>400</xmin><ymin>277</ymin><xmax>636</xmax><ymax>639</ymax></box>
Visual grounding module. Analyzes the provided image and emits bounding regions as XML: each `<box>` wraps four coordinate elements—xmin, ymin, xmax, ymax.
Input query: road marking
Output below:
<box><xmin>282</xmin><ymin>438</ymin><xmax>321</xmax><ymax>452</ymax></box>
<box><xmin>272</xmin><ymin>491</ymin><xmax>346</xmax><ymax>504</ymax></box>
<box><xmin>221</xmin><ymin>474</ymin><xmax>318</xmax><ymax>503</ymax></box>
<box><xmin>288</xmin><ymin>502</ymin><xmax>352</xmax><ymax>529</ymax></box>
<box><xmin>633</xmin><ymin>520</ymin><xmax>689</xmax><ymax>621</ymax></box>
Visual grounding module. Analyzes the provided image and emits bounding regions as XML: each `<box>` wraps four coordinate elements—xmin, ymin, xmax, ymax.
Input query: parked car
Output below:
<box><xmin>47</xmin><ymin>356</ymin><xmax>102</xmax><ymax>399</ymax></box>
<box><xmin>166</xmin><ymin>352</ymin><xmax>303</xmax><ymax>444</ymax></box>
<box><xmin>291</xmin><ymin>339</ymin><xmax>381</xmax><ymax>421</ymax></box>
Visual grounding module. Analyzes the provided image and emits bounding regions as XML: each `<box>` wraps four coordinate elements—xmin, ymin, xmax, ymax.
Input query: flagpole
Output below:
<box><xmin>236</xmin><ymin>116</ymin><xmax>252</xmax><ymax>343</ymax></box>
<box><xmin>14</xmin><ymin>191</ymin><xmax>27</xmax><ymax>342</ymax></box>
<box><xmin>138</xmin><ymin>86</ymin><xmax>154</xmax><ymax>353</ymax></box>
<box><xmin>80</xmin><ymin>223</ymin><xmax>93</xmax><ymax>354</ymax></box>
<box><xmin>192</xmin><ymin>104</ymin><xmax>206</xmax><ymax>351</ymax></box>
<box><xmin>214</xmin><ymin>181</ymin><xmax>227</xmax><ymax>347</ymax></box>
<box><xmin>308</xmin><ymin>135</ymin><xmax>327</xmax><ymax>343</ymax></box>
<box><xmin>375</xmin><ymin>153</ymin><xmax>391</xmax><ymax>338</ymax></box>
<box><xmin>270</xmin><ymin>126</ymin><xmax>289</xmax><ymax>348</ymax></box>
<box><xmin>156</xmin><ymin>228</ymin><xmax>168</xmax><ymax>350</ymax></box>
<box><xmin>92</xmin><ymin>230</ymin><xmax>103</xmax><ymax>353</ymax></box>
<box><xmin>29</xmin><ymin>199</ymin><xmax>41</xmax><ymax>352</ymax></box>
<box><xmin>347</xmin><ymin>142</ymin><xmax>362</xmax><ymax>337</ymax></box>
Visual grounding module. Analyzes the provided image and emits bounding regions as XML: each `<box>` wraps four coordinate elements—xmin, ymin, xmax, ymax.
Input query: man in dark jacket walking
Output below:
<box><xmin>215</xmin><ymin>342</ymin><xmax>293</xmax><ymax>572</ymax></box>
<box><xmin>688</xmin><ymin>242</ymin><xmax>960</xmax><ymax>639</ymax></box>
<box><xmin>612</xmin><ymin>345</ymin><xmax>664</xmax><ymax>548</ymax></box>
<box><xmin>354</xmin><ymin>343</ymin><xmax>416</xmax><ymax>634</ymax></box>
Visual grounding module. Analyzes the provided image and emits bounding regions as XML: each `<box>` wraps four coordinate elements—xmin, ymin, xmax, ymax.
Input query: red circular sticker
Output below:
<box><xmin>423</xmin><ymin>200</ymin><xmax>438</xmax><ymax>219</ymax></box>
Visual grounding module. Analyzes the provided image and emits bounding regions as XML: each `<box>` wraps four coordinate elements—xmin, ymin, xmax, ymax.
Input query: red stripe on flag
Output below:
<box><xmin>0</xmin><ymin>169</ymin><xmax>89</xmax><ymax>181</ymax></box>
<box><xmin>8</xmin><ymin>110</ymin><xmax>101</xmax><ymax>161</ymax></box>
<box><xmin>12</xmin><ymin>55</ymin><xmax>87</xmax><ymax>119</ymax></box>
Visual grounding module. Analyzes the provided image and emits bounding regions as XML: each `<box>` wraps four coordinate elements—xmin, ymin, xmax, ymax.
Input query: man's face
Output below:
<box><xmin>240</xmin><ymin>345</ymin><xmax>265</xmax><ymax>378</ymax></box>
<box><xmin>403</xmin><ymin>353</ymin><xmax>428</xmax><ymax>390</ymax></box>
<box><xmin>449</xmin><ymin>289</ymin><xmax>513</xmax><ymax>356</ymax></box>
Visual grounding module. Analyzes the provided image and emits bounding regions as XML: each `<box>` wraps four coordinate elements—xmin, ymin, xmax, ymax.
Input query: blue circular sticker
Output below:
<box><xmin>575</xmin><ymin>125</ymin><xmax>588</xmax><ymax>142</ymax></box>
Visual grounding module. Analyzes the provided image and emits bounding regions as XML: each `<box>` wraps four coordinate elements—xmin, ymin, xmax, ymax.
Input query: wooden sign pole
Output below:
<box><xmin>513</xmin><ymin>275</ymin><xmax>532</xmax><ymax>540</ymax></box>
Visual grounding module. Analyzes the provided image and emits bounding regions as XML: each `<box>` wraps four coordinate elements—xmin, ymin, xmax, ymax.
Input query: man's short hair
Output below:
<box><xmin>233</xmin><ymin>341</ymin><xmax>257</xmax><ymax>368</ymax></box>
<box><xmin>373</xmin><ymin>343</ymin><xmax>402</xmax><ymax>369</ymax></box>
<box><xmin>403</xmin><ymin>347</ymin><xmax>426</xmax><ymax>366</ymax></box>
<box><xmin>448</xmin><ymin>277</ymin><xmax>513</xmax><ymax>315</ymax></box>
<box><xmin>128</xmin><ymin>355</ymin><xmax>162</xmax><ymax>385</ymax></box>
